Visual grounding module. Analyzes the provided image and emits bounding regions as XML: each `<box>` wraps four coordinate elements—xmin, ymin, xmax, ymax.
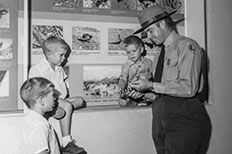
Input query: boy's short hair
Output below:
<box><xmin>123</xmin><ymin>35</ymin><xmax>147</xmax><ymax>56</ymax></box>
<box><xmin>123</xmin><ymin>35</ymin><xmax>144</xmax><ymax>48</ymax></box>
<box><xmin>20</xmin><ymin>77</ymin><xmax>56</xmax><ymax>108</ymax></box>
<box><xmin>42</xmin><ymin>36</ymin><xmax>69</xmax><ymax>56</ymax></box>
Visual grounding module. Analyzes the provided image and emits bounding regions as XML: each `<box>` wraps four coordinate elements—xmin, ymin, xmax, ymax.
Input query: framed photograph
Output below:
<box><xmin>0</xmin><ymin>70</ymin><xmax>9</xmax><ymax>98</ymax></box>
<box><xmin>53</xmin><ymin>0</ymin><xmax>83</xmax><ymax>8</ymax></box>
<box><xmin>111</xmin><ymin>0</ymin><xmax>137</xmax><ymax>11</ymax></box>
<box><xmin>72</xmin><ymin>26</ymin><xmax>101</xmax><ymax>51</ymax></box>
<box><xmin>32</xmin><ymin>25</ymin><xmax>63</xmax><ymax>52</ymax></box>
<box><xmin>33</xmin><ymin>0</ymin><xmax>138</xmax><ymax>17</ymax></box>
<box><xmin>68</xmin><ymin>64</ymin><xmax>121</xmax><ymax>107</ymax></box>
<box><xmin>83</xmin><ymin>65</ymin><xmax>121</xmax><ymax>106</ymax></box>
<box><xmin>108</xmin><ymin>28</ymin><xmax>134</xmax><ymax>51</ymax></box>
<box><xmin>137</xmin><ymin>0</ymin><xmax>184</xmax><ymax>13</ymax></box>
<box><xmin>0</xmin><ymin>38</ymin><xmax>13</xmax><ymax>59</ymax></box>
<box><xmin>83</xmin><ymin>0</ymin><xmax>111</xmax><ymax>9</ymax></box>
<box><xmin>0</xmin><ymin>3</ymin><xmax>10</xmax><ymax>29</ymax></box>
<box><xmin>0</xmin><ymin>0</ymin><xmax>18</xmax><ymax>111</ymax></box>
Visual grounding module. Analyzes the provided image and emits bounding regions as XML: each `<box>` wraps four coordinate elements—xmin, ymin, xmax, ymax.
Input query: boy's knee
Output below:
<box><xmin>62</xmin><ymin>100</ymin><xmax>73</xmax><ymax>113</ymax></box>
<box><xmin>71</xmin><ymin>96</ymin><xmax>86</xmax><ymax>110</ymax></box>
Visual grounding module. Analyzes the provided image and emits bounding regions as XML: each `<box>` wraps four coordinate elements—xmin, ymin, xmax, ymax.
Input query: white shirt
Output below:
<box><xmin>29</xmin><ymin>58</ymin><xmax>69</xmax><ymax>98</ymax></box>
<box><xmin>23</xmin><ymin>109</ymin><xmax>61</xmax><ymax>154</ymax></box>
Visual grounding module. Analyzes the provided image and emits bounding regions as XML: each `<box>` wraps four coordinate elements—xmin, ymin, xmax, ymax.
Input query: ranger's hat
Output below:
<box><xmin>134</xmin><ymin>5</ymin><xmax>177</xmax><ymax>34</ymax></box>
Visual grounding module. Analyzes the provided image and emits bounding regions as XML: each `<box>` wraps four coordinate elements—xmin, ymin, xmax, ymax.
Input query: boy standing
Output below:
<box><xmin>21</xmin><ymin>77</ymin><xmax>61</xmax><ymax>154</ymax></box>
<box><xmin>118</xmin><ymin>35</ymin><xmax>156</xmax><ymax>107</ymax></box>
<box><xmin>29</xmin><ymin>36</ymin><xmax>86</xmax><ymax>154</ymax></box>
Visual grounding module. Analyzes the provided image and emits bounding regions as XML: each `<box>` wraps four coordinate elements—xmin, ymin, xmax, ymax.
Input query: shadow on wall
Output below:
<box><xmin>197</xmin><ymin>48</ymin><xmax>210</xmax><ymax>104</ymax></box>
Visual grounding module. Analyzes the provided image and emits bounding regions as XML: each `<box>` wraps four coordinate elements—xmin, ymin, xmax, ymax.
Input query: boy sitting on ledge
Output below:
<box><xmin>118</xmin><ymin>35</ymin><xmax>156</xmax><ymax>107</ymax></box>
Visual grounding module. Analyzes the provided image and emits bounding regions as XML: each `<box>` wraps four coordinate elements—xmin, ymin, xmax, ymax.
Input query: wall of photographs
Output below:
<box><xmin>32</xmin><ymin>0</ymin><xmax>184</xmax><ymax>17</ymax></box>
<box><xmin>27</xmin><ymin>0</ymin><xmax>185</xmax><ymax>107</ymax></box>
<box><xmin>25</xmin><ymin>0</ymin><xmax>185</xmax><ymax>107</ymax></box>
<box><xmin>0</xmin><ymin>0</ymin><xmax>18</xmax><ymax>111</ymax></box>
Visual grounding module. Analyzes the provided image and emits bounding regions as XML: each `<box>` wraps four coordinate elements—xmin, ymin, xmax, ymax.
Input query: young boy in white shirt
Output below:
<box><xmin>21</xmin><ymin>77</ymin><xmax>61</xmax><ymax>154</ymax></box>
<box><xmin>29</xmin><ymin>36</ymin><xmax>86</xmax><ymax>154</ymax></box>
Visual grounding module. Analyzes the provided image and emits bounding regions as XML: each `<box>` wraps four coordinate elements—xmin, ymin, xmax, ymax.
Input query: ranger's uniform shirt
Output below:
<box><xmin>29</xmin><ymin>58</ymin><xmax>69</xmax><ymax>99</ymax></box>
<box><xmin>152</xmin><ymin>31</ymin><xmax>203</xmax><ymax>97</ymax></box>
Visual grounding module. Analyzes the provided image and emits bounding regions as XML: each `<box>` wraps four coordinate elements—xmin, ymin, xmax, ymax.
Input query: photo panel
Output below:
<box><xmin>106</xmin><ymin>22</ymin><xmax>156</xmax><ymax>58</ymax></box>
<box><xmin>31</xmin><ymin>19</ymin><xmax>105</xmax><ymax>64</ymax></box>
<box><xmin>83</xmin><ymin>0</ymin><xmax>111</xmax><ymax>9</ymax></box>
<box><xmin>108</xmin><ymin>28</ymin><xmax>134</xmax><ymax>54</ymax></box>
<box><xmin>31</xmin><ymin>24</ymin><xmax>64</xmax><ymax>64</ymax></box>
<box><xmin>32</xmin><ymin>25</ymin><xmax>63</xmax><ymax>50</ymax></box>
<box><xmin>0</xmin><ymin>0</ymin><xmax>17</xmax><ymax>36</ymax></box>
<box><xmin>0</xmin><ymin>0</ymin><xmax>18</xmax><ymax>111</ymax></box>
<box><xmin>137</xmin><ymin>0</ymin><xmax>158</xmax><ymax>11</ymax></box>
<box><xmin>53</xmin><ymin>0</ymin><xmax>83</xmax><ymax>8</ymax></box>
<box><xmin>137</xmin><ymin>0</ymin><xmax>184</xmax><ymax>13</ymax></box>
<box><xmin>33</xmin><ymin>0</ymin><xmax>138</xmax><ymax>17</ymax></box>
<box><xmin>0</xmin><ymin>38</ymin><xmax>13</xmax><ymax>59</ymax></box>
<box><xmin>72</xmin><ymin>26</ymin><xmax>101</xmax><ymax>54</ymax></box>
<box><xmin>111</xmin><ymin>0</ymin><xmax>137</xmax><ymax>11</ymax></box>
<box><xmin>0</xmin><ymin>70</ymin><xmax>9</xmax><ymax>98</ymax></box>
<box><xmin>0</xmin><ymin>3</ymin><xmax>10</xmax><ymax>29</ymax></box>
<box><xmin>83</xmin><ymin>65</ymin><xmax>121</xmax><ymax>106</ymax></box>
<box><xmin>34</xmin><ymin>0</ymin><xmax>185</xmax><ymax>17</ymax></box>
<box><xmin>158</xmin><ymin>0</ymin><xmax>184</xmax><ymax>14</ymax></box>
<box><xmin>106</xmin><ymin>22</ymin><xmax>139</xmax><ymax>57</ymax></box>
<box><xmin>69</xmin><ymin>21</ymin><xmax>136</xmax><ymax>64</ymax></box>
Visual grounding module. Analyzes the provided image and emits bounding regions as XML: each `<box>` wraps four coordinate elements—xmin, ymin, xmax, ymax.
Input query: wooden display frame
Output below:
<box><xmin>0</xmin><ymin>0</ymin><xmax>18</xmax><ymax>111</ymax></box>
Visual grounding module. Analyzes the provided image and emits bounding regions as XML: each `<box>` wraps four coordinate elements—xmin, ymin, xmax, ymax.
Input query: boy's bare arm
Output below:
<box><xmin>144</xmin><ymin>92</ymin><xmax>157</xmax><ymax>102</ymax></box>
<box><xmin>118</xmin><ymin>79</ymin><xmax>128</xmax><ymax>98</ymax></box>
<box><xmin>118</xmin><ymin>79</ymin><xmax>127</xmax><ymax>91</ymax></box>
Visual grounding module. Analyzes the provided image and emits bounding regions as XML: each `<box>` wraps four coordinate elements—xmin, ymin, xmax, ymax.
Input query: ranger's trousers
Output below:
<box><xmin>152</xmin><ymin>95</ymin><xmax>212</xmax><ymax>154</ymax></box>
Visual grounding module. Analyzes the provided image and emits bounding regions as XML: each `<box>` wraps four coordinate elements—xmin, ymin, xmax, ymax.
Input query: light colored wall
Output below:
<box><xmin>205</xmin><ymin>0</ymin><xmax>232</xmax><ymax>153</ymax></box>
<box><xmin>50</xmin><ymin>107</ymin><xmax>156</xmax><ymax>154</ymax></box>
<box><xmin>0</xmin><ymin>108</ymin><xmax>156</xmax><ymax>154</ymax></box>
<box><xmin>0</xmin><ymin>115</ymin><xmax>23</xmax><ymax>154</ymax></box>
<box><xmin>184</xmin><ymin>1</ymin><xmax>232</xmax><ymax>153</ymax></box>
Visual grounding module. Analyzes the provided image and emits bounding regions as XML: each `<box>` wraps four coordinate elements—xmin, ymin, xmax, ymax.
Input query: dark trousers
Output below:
<box><xmin>152</xmin><ymin>95</ymin><xmax>212</xmax><ymax>154</ymax></box>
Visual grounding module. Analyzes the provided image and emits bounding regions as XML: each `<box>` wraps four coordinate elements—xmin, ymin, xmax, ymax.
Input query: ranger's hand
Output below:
<box><xmin>144</xmin><ymin>93</ymin><xmax>157</xmax><ymax>102</ymax></box>
<box><xmin>129</xmin><ymin>79</ymin><xmax>153</xmax><ymax>92</ymax></box>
